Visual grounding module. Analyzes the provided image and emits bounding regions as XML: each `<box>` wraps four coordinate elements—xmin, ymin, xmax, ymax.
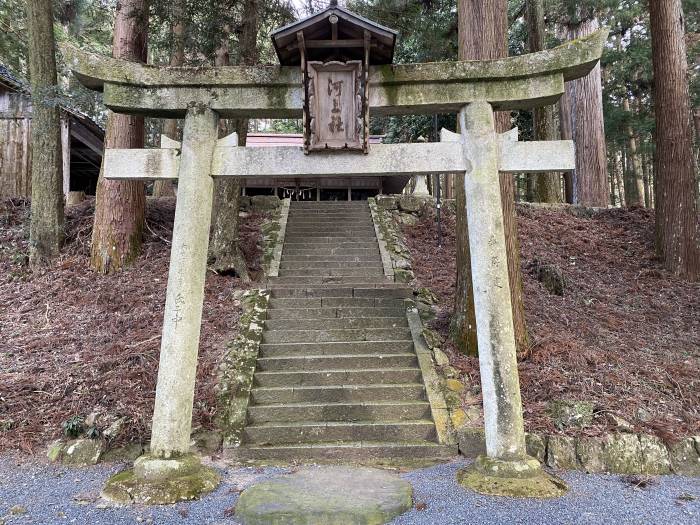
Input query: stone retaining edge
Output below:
<box><xmin>267</xmin><ymin>198</ymin><xmax>290</xmax><ymax>278</ymax></box>
<box><xmin>368</xmin><ymin>199</ymin><xmax>395</xmax><ymax>280</ymax></box>
<box><xmin>458</xmin><ymin>427</ymin><xmax>700</xmax><ymax>477</ymax></box>
<box><xmin>216</xmin><ymin>289</ymin><xmax>270</xmax><ymax>449</ymax></box>
<box><xmin>406</xmin><ymin>308</ymin><xmax>456</xmax><ymax>447</ymax></box>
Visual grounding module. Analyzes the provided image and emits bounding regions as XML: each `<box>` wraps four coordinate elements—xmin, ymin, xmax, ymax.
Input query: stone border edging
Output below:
<box><xmin>217</xmin><ymin>289</ymin><xmax>270</xmax><ymax>448</ymax></box>
<box><xmin>458</xmin><ymin>427</ymin><xmax>700</xmax><ymax>477</ymax></box>
<box><xmin>368</xmin><ymin>198</ymin><xmax>395</xmax><ymax>280</ymax></box>
<box><xmin>406</xmin><ymin>308</ymin><xmax>457</xmax><ymax>447</ymax></box>
<box><xmin>267</xmin><ymin>198</ymin><xmax>290</xmax><ymax>278</ymax></box>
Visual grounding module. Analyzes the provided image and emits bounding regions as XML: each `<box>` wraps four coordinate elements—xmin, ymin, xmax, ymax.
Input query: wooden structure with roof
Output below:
<box><xmin>271</xmin><ymin>0</ymin><xmax>397</xmax><ymax>153</ymax></box>
<box><xmin>0</xmin><ymin>64</ymin><xmax>104</xmax><ymax>201</ymax></box>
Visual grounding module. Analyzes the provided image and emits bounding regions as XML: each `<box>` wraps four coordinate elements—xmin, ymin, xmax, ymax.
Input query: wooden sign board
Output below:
<box><xmin>307</xmin><ymin>61</ymin><xmax>364</xmax><ymax>151</ymax></box>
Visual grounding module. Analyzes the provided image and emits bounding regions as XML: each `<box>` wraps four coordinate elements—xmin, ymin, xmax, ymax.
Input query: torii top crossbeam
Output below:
<box><xmin>63</xmin><ymin>29</ymin><xmax>606</xmax><ymax>118</ymax></box>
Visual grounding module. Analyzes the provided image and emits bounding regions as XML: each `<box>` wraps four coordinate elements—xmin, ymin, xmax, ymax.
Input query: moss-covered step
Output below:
<box><xmin>259</xmin><ymin>341</ymin><xmax>415</xmax><ymax>357</ymax></box>
<box><xmin>246</xmin><ymin>401</ymin><xmax>432</xmax><ymax>424</ymax></box>
<box><xmin>250</xmin><ymin>384</ymin><xmax>426</xmax><ymax>404</ymax></box>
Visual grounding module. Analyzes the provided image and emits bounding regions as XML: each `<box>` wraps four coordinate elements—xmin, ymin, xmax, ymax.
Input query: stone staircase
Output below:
<box><xmin>229</xmin><ymin>201</ymin><xmax>454</xmax><ymax>463</ymax></box>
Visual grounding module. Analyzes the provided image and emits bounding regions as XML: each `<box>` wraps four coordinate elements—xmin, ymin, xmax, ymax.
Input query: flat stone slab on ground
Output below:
<box><xmin>235</xmin><ymin>465</ymin><xmax>413</xmax><ymax>525</ymax></box>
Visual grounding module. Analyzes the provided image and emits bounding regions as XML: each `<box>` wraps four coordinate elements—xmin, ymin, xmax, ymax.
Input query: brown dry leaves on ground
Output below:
<box><xmin>0</xmin><ymin>198</ymin><xmax>266</xmax><ymax>452</ymax></box>
<box><xmin>404</xmin><ymin>205</ymin><xmax>700</xmax><ymax>440</ymax></box>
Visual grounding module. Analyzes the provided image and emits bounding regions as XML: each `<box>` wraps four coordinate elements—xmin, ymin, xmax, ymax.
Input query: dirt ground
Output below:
<box><xmin>403</xmin><ymin>204</ymin><xmax>699</xmax><ymax>440</ymax></box>
<box><xmin>0</xmin><ymin>198</ymin><xmax>266</xmax><ymax>452</ymax></box>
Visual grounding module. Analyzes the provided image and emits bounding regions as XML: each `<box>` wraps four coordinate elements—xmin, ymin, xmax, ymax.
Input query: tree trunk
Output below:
<box><xmin>90</xmin><ymin>0</ymin><xmax>148</xmax><ymax>273</ymax></box>
<box><xmin>558</xmin><ymin>97</ymin><xmax>575</xmax><ymax>203</ymax></box>
<box><xmin>26</xmin><ymin>0</ymin><xmax>64</xmax><ymax>266</ymax></box>
<box><xmin>561</xmin><ymin>17</ymin><xmax>609</xmax><ymax>206</ymax></box>
<box><xmin>153</xmin><ymin>0</ymin><xmax>184</xmax><ymax>198</ymax></box>
<box><xmin>649</xmin><ymin>0</ymin><xmax>700</xmax><ymax>280</ymax></box>
<box><xmin>208</xmin><ymin>0</ymin><xmax>259</xmax><ymax>279</ymax></box>
<box><xmin>451</xmin><ymin>0</ymin><xmax>528</xmax><ymax>355</ymax></box>
<box><xmin>693</xmin><ymin>108</ymin><xmax>700</xmax><ymax>170</ymax></box>
<box><xmin>526</xmin><ymin>0</ymin><xmax>561</xmax><ymax>203</ymax></box>
<box><xmin>622</xmin><ymin>98</ymin><xmax>645</xmax><ymax>207</ymax></box>
<box><xmin>642</xmin><ymin>149</ymin><xmax>652</xmax><ymax>208</ymax></box>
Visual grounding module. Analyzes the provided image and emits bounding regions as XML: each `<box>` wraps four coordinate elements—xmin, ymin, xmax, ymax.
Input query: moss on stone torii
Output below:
<box><xmin>61</xmin><ymin>28</ymin><xmax>607</xmax><ymax>117</ymax></box>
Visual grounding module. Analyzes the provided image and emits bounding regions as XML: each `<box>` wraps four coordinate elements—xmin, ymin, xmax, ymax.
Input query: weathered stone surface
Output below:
<box><xmin>445</xmin><ymin>379</ymin><xmax>465</xmax><ymax>393</ymax></box>
<box><xmin>102</xmin><ymin>459</ymin><xmax>220</xmax><ymax>505</ymax></box>
<box><xmin>393</xmin><ymin>268</ymin><xmax>415</xmax><ymax>283</ymax></box>
<box><xmin>398</xmin><ymin>195</ymin><xmax>422</xmax><ymax>213</ymax></box>
<box><xmin>457</xmin><ymin>456</ymin><xmax>567</xmax><ymax>498</ymax></box>
<box><xmin>639</xmin><ymin>435</ymin><xmax>671</xmax><ymax>475</ymax></box>
<box><xmin>548</xmin><ymin>400</ymin><xmax>593</xmax><ymax>430</ymax></box>
<box><xmin>546</xmin><ymin>435</ymin><xmax>578</xmax><ymax>469</ymax></box>
<box><xmin>250</xmin><ymin>195</ymin><xmax>280</xmax><ymax>211</ymax></box>
<box><xmin>525</xmin><ymin>433</ymin><xmax>547</xmax><ymax>463</ymax></box>
<box><xmin>149</xmin><ymin>107</ymin><xmax>219</xmax><ymax>459</ymax></box>
<box><xmin>433</xmin><ymin>348</ymin><xmax>450</xmax><ymax>367</ymax></box>
<box><xmin>605</xmin><ymin>413</ymin><xmax>635</xmax><ymax>433</ymax></box>
<box><xmin>376</xmin><ymin>196</ymin><xmax>398</xmax><ymax>210</ymax></box>
<box><xmin>602</xmin><ymin>434</ymin><xmax>642</xmax><ymax>474</ymax></box>
<box><xmin>190</xmin><ymin>430</ymin><xmax>223</xmax><ymax>454</ymax></box>
<box><xmin>235</xmin><ymin>466</ymin><xmax>412</xmax><ymax>525</ymax></box>
<box><xmin>101</xmin><ymin>443</ymin><xmax>147</xmax><ymax>463</ymax></box>
<box><xmin>457</xmin><ymin>427</ymin><xmax>486</xmax><ymax>457</ymax></box>
<box><xmin>536</xmin><ymin>263</ymin><xmax>566</xmax><ymax>296</ymax></box>
<box><xmin>576</xmin><ymin>437</ymin><xmax>607</xmax><ymax>473</ymax></box>
<box><xmin>65</xmin><ymin>29</ymin><xmax>606</xmax><ymax>116</ymax></box>
<box><xmin>669</xmin><ymin>437</ymin><xmax>700</xmax><ymax>476</ymax></box>
<box><xmin>60</xmin><ymin>438</ymin><xmax>104</xmax><ymax>466</ymax></box>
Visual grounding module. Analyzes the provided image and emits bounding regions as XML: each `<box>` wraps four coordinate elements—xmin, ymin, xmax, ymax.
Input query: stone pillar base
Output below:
<box><xmin>457</xmin><ymin>455</ymin><xmax>568</xmax><ymax>498</ymax></box>
<box><xmin>102</xmin><ymin>454</ymin><xmax>220</xmax><ymax>505</ymax></box>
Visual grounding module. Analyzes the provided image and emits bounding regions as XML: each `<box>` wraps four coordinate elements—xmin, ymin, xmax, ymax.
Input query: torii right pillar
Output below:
<box><xmin>456</xmin><ymin>101</ymin><xmax>567</xmax><ymax>498</ymax></box>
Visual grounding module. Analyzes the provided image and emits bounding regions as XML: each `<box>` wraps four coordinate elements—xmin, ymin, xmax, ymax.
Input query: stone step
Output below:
<box><xmin>270</xmin><ymin>287</ymin><xmax>412</xmax><ymax>299</ymax></box>
<box><xmin>280</xmin><ymin>261</ymin><xmax>383</xmax><ymax>270</ymax></box>
<box><xmin>280</xmin><ymin>255</ymin><xmax>379</xmax><ymax>262</ymax></box>
<box><xmin>259</xmin><ymin>341</ymin><xmax>414</xmax><ymax>358</ymax></box>
<box><xmin>287</xmin><ymin>212</ymin><xmax>372</xmax><ymax>223</ymax></box>
<box><xmin>266</xmin><ymin>307</ymin><xmax>406</xmax><ymax>320</ymax></box>
<box><xmin>290</xmin><ymin>202</ymin><xmax>369</xmax><ymax>207</ymax></box>
<box><xmin>242</xmin><ymin>420</ymin><xmax>437</xmax><ymax>445</ymax></box>
<box><xmin>264</xmin><ymin>317</ymin><xmax>407</xmax><ymax>331</ymax></box>
<box><xmin>251</xmin><ymin>383</ymin><xmax>426</xmax><ymax>404</ymax></box>
<box><xmin>284</xmin><ymin>232</ymin><xmax>376</xmax><ymax>239</ymax></box>
<box><xmin>226</xmin><ymin>441</ymin><xmax>456</xmax><ymax>463</ymax></box>
<box><xmin>284</xmin><ymin>237</ymin><xmax>377</xmax><ymax>244</ymax></box>
<box><xmin>283</xmin><ymin>241</ymin><xmax>378</xmax><ymax>249</ymax></box>
<box><xmin>268</xmin><ymin>297</ymin><xmax>406</xmax><ymax>309</ymax></box>
<box><xmin>268</xmin><ymin>277</ymin><xmax>388</xmax><ymax>286</ymax></box>
<box><xmin>256</xmin><ymin>353</ymin><xmax>418</xmax><ymax>372</ymax></box>
<box><xmin>246</xmin><ymin>400</ymin><xmax>430</xmax><ymax>424</ymax></box>
<box><xmin>263</xmin><ymin>327</ymin><xmax>412</xmax><ymax>344</ymax></box>
<box><xmin>277</xmin><ymin>268</ymin><xmax>384</xmax><ymax>277</ymax></box>
<box><xmin>285</xmin><ymin>228</ymin><xmax>376</xmax><ymax>234</ymax></box>
<box><xmin>282</xmin><ymin>249</ymin><xmax>379</xmax><ymax>257</ymax></box>
<box><xmin>254</xmin><ymin>368</ymin><xmax>421</xmax><ymax>388</ymax></box>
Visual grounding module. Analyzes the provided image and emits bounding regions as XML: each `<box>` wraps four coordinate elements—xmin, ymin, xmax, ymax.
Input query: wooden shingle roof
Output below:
<box><xmin>271</xmin><ymin>3</ymin><xmax>397</xmax><ymax>66</ymax></box>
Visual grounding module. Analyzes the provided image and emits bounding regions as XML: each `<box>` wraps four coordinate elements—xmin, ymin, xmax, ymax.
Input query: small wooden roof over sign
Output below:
<box><xmin>271</xmin><ymin>1</ymin><xmax>397</xmax><ymax>66</ymax></box>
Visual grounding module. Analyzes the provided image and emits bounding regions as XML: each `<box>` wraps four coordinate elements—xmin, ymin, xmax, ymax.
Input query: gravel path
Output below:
<box><xmin>0</xmin><ymin>455</ymin><xmax>698</xmax><ymax>524</ymax></box>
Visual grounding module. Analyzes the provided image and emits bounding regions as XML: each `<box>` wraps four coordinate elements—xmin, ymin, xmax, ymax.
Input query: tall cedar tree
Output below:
<box><xmin>451</xmin><ymin>0</ymin><xmax>529</xmax><ymax>355</ymax></box>
<box><xmin>90</xmin><ymin>0</ymin><xmax>148</xmax><ymax>273</ymax></box>
<box><xmin>153</xmin><ymin>0</ymin><xmax>184</xmax><ymax>198</ymax></box>
<box><xmin>559</xmin><ymin>16</ymin><xmax>608</xmax><ymax>206</ymax></box>
<box><xmin>526</xmin><ymin>0</ymin><xmax>561</xmax><ymax>203</ymax></box>
<box><xmin>26</xmin><ymin>0</ymin><xmax>64</xmax><ymax>266</ymax></box>
<box><xmin>208</xmin><ymin>0</ymin><xmax>259</xmax><ymax>279</ymax></box>
<box><xmin>649</xmin><ymin>0</ymin><xmax>700</xmax><ymax>280</ymax></box>
<box><xmin>622</xmin><ymin>96</ymin><xmax>645</xmax><ymax>207</ymax></box>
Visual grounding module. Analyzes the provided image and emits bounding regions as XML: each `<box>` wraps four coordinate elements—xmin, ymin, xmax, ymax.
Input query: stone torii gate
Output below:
<box><xmin>64</xmin><ymin>28</ymin><xmax>606</xmax><ymax>502</ymax></box>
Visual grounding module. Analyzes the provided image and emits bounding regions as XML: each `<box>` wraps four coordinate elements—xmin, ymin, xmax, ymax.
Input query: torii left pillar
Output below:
<box><xmin>102</xmin><ymin>106</ymin><xmax>221</xmax><ymax>504</ymax></box>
